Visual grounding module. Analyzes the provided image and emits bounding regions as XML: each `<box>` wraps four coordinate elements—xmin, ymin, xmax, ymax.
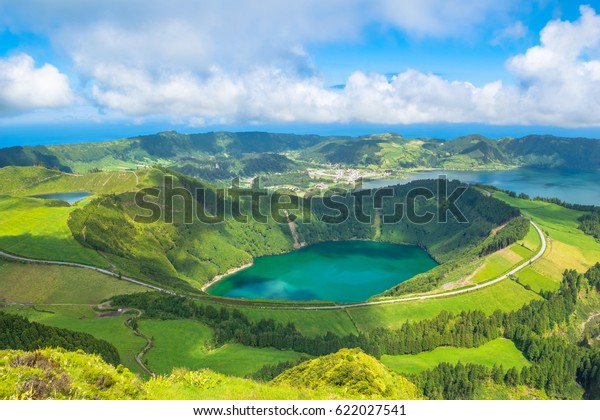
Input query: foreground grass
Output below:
<box><xmin>1</xmin><ymin>305</ymin><xmax>146</xmax><ymax>376</ymax></box>
<box><xmin>0</xmin><ymin>347</ymin><xmax>425</xmax><ymax>400</ymax></box>
<box><xmin>139</xmin><ymin>319</ymin><xmax>305</xmax><ymax>377</ymax></box>
<box><xmin>0</xmin><ymin>260</ymin><xmax>148</xmax><ymax>304</ymax></box>
<box><xmin>381</xmin><ymin>338</ymin><xmax>530</xmax><ymax>375</ymax></box>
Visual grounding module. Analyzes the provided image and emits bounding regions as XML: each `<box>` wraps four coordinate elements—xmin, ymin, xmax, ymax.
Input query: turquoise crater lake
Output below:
<box><xmin>31</xmin><ymin>192</ymin><xmax>91</xmax><ymax>204</ymax></box>
<box><xmin>206</xmin><ymin>241</ymin><xmax>438</xmax><ymax>303</ymax></box>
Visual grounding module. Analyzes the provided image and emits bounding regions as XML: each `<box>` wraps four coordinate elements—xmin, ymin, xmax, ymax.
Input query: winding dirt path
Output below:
<box><xmin>123</xmin><ymin>308</ymin><xmax>155</xmax><ymax>377</ymax></box>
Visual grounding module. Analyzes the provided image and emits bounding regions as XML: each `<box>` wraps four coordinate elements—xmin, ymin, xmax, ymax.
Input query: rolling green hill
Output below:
<box><xmin>272</xmin><ymin>348</ymin><xmax>422</xmax><ymax>399</ymax></box>
<box><xmin>0</xmin><ymin>347</ymin><xmax>422</xmax><ymax>400</ymax></box>
<box><xmin>0</xmin><ymin>164</ymin><xmax>524</xmax><ymax>295</ymax></box>
<box><xmin>1</xmin><ymin>132</ymin><xmax>600</xmax><ymax>401</ymax></box>
<box><xmin>62</xmin><ymin>169</ymin><xmax>518</xmax><ymax>292</ymax></box>
<box><xmin>2</xmin><ymin>132</ymin><xmax>600</xmax><ymax>179</ymax></box>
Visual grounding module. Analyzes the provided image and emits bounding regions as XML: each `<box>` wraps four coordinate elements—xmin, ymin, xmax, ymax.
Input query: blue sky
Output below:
<box><xmin>1</xmin><ymin>1</ymin><xmax>600</xmax><ymax>146</ymax></box>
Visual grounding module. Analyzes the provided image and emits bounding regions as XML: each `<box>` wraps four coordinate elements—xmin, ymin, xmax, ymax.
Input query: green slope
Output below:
<box><xmin>2</xmin><ymin>132</ymin><xmax>600</xmax><ymax>178</ymax></box>
<box><xmin>0</xmin><ymin>347</ymin><xmax>423</xmax><ymax>400</ymax></box>
<box><xmin>273</xmin><ymin>348</ymin><xmax>422</xmax><ymax>399</ymax></box>
<box><xmin>381</xmin><ymin>338</ymin><xmax>530</xmax><ymax>375</ymax></box>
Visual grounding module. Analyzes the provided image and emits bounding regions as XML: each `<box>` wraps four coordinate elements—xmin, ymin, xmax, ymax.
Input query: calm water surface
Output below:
<box><xmin>31</xmin><ymin>192</ymin><xmax>91</xmax><ymax>204</ymax></box>
<box><xmin>363</xmin><ymin>168</ymin><xmax>600</xmax><ymax>206</ymax></box>
<box><xmin>207</xmin><ymin>241</ymin><xmax>438</xmax><ymax>303</ymax></box>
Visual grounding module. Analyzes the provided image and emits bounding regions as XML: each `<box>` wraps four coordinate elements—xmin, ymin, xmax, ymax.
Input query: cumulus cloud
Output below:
<box><xmin>90</xmin><ymin>65</ymin><xmax>520</xmax><ymax>126</ymax></box>
<box><xmin>1</xmin><ymin>2</ymin><xmax>600</xmax><ymax>127</ymax></box>
<box><xmin>0</xmin><ymin>0</ymin><xmax>519</xmax><ymax>78</ymax></box>
<box><xmin>491</xmin><ymin>21</ymin><xmax>528</xmax><ymax>45</ymax></box>
<box><xmin>0</xmin><ymin>54</ymin><xmax>75</xmax><ymax>113</ymax></box>
<box><xmin>507</xmin><ymin>5</ymin><xmax>600</xmax><ymax>125</ymax></box>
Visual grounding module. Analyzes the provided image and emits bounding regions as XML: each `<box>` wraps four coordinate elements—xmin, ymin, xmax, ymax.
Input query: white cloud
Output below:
<box><xmin>506</xmin><ymin>5</ymin><xmax>600</xmax><ymax>125</ymax></box>
<box><xmin>0</xmin><ymin>0</ymin><xmax>518</xmax><ymax>77</ymax></box>
<box><xmin>1</xmin><ymin>2</ymin><xmax>600</xmax><ymax>127</ymax></box>
<box><xmin>492</xmin><ymin>21</ymin><xmax>528</xmax><ymax>45</ymax></box>
<box><xmin>0</xmin><ymin>54</ymin><xmax>75</xmax><ymax>113</ymax></box>
<box><xmin>377</xmin><ymin>0</ymin><xmax>517</xmax><ymax>38</ymax></box>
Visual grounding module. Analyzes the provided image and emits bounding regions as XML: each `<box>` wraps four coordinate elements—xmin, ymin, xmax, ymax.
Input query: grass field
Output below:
<box><xmin>470</xmin><ymin>224</ymin><xmax>540</xmax><ymax>284</ymax></box>
<box><xmin>381</xmin><ymin>338</ymin><xmax>530</xmax><ymax>375</ymax></box>
<box><xmin>347</xmin><ymin>280</ymin><xmax>541</xmax><ymax>331</ymax></box>
<box><xmin>139</xmin><ymin>319</ymin><xmax>305</xmax><ymax>376</ymax></box>
<box><xmin>0</xmin><ymin>166</ymin><xmax>140</xmax><ymax>196</ymax></box>
<box><xmin>516</xmin><ymin>267</ymin><xmax>560</xmax><ymax>293</ymax></box>
<box><xmin>0</xmin><ymin>196</ymin><xmax>108</xmax><ymax>266</ymax></box>
<box><xmin>495</xmin><ymin>192</ymin><xmax>600</xmax><ymax>280</ymax></box>
<box><xmin>0</xmin><ymin>260</ymin><xmax>148</xmax><ymax>304</ymax></box>
<box><xmin>238</xmin><ymin>307</ymin><xmax>358</xmax><ymax>337</ymax></box>
<box><xmin>471</xmin><ymin>248</ymin><xmax>523</xmax><ymax>284</ymax></box>
<box><xmin>1</xmin><ymin>305</ymin><xmax>146</xmax><ymax>376</ymax></box>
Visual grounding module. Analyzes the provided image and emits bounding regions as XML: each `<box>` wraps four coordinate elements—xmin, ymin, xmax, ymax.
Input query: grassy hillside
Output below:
<box><xmin>381</xmin><ymin>338</ymin><xmax>530</xmax><ymax>375</ymax></box>
<box><xmin>0</xmin><ymin>347</ymin><xmax>422</xmax><ymax>400</ymax></box>
<box><xmin>0</xmin><ymin>196</ymin><xmax>108</xmax><ymax>267</ymax></box>
<box><xmin>494</xmin><ymin>191</ymin><xmax>600</xmax><ymax>281</ymax></box>
<box><xmin>138</xmin><ymin>319</ymin><xmax>305</xmax><ymax>377</ymax></box>
<box><xmin>2</xmin><ymin>132</ymin><xmax>600</xmax><ymax>180</ymax></box>
<box><xmin>0</xmin><ymin>260</ymin><xmax>148</xmax><ymax>304</ymax></box>
<box><xmin>2</xmin><ymin>305</ymin><xmax>147</xmax><ymax>377</ymax></box>
<box><xmin>273</xmin><ymin>348</ymin><xmax>422</xmax><ymax>399</ymax></box>
<box><xmin>0</xmin><ymin>166</ymin><xmax>141</xmax><ymax>196</ymax></box>
<box><xmin>348</xmin><ymin>279</ymin><xmax>541</xmax><ymax>330</ymax></box>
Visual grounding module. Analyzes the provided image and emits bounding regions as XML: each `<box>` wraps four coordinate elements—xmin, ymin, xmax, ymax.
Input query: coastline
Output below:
<box><xmin>201</xmin><ymin>262</ymin><xmax>253</xmax><ymax>292</ymax></box>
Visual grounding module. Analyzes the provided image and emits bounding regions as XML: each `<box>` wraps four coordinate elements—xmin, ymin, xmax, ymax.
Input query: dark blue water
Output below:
<box><xmin>31</xmin><ymin>192</ymin><xmax>91</xmax><ymax>204</ymax></box>
<box><xmin>363</xmin><ymin>168</ymin><xmax>600</xmax><ymax>206</ymax></box>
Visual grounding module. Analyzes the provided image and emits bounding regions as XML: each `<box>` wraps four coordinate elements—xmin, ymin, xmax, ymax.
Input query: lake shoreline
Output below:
<box><xmin>204</xmin><ymin>241</ymin><xmax>438</xmax><ymax>302</ymax></box>
<box><xmin>202</xmin><ymin>262</ymin><xmax>253</xmax><ymax>292</ymax></box>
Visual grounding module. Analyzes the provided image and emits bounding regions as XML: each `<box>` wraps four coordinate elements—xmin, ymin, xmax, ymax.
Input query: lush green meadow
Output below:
<box><xmin>0</xmin><ymin>260</ymin><xmax>148</xmax><ymax>304</ymax></box>
<box><xmin>0</xmin><ymin>196</ymin><xmax>108</xmax><ymax>266</ymax></box>
<box><xmin>516</xmin><ymin>267</ymin><xmax>560</xmax><ymax>293</ymax></box>
<box><xmin>238</xmin><ymin>307</ymin><xmax>358</xmax><ymax>337</ymax></box>
<box><xmin>139</xmin><ymin>319</ymin><xmax>305</xmax><ymax>376</ymax></box>
<box><xmin>381</xmin><ymin>338</ymin><xmax>530</xmax><ymax>375</ymax></box>
<box><xmin>1</xmin><ymin>305</ymin><xmax>146</xmax><ymax>376</ymax></box>
<box><xmin>0</xmin><ymin>166</ymin><xmax>141</xmax><ymax>196</ymax></box>
<box><xmin>469</xmin><ymin>223</ymin><xmax>539</xmax><ymax>284</ymax></box>
<box><xmin>347</xmin><ymin>280</ymin><xmax>541</xmax><ymax>331</ymax></box>
<box><xmin>471</xmin><ymin>247</ymin><xmax>524</xmax><ymax>284</ymax></box>
<box><xmin>495</xmin><ymin>192</ymin><xmax>600</xmax><ymax>280</ymax></box>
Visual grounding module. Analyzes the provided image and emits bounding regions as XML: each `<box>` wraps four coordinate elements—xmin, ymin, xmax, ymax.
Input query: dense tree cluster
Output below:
<box><xmin>0</xmin><ymin>312</ymin><xmax>120</xmax><ymax>365</ymax></box>
<box><xmin>578</xmin><ymin>349</ymin><xmax>600</xmax><ymax>399</ymax></box>
<box><xmin>534</xmin><ymin>196</ymin><xmax>598</xmax><ymax>212</ymax></box>
<box><xmin>417</xmin><ymin>269</ymin><xmax>591</xmax><ymax>399</ymax></box>
<box><xmin>479</xmin><ymin>217</ymin><xmax>530</xmax><ymax>257</ymax></box>
<box><xmin>579</xmin><ymin>211</ymin><xmax>600</xmax><ymax>241</ymax></box>
<box><xmin>585</xmin><ymin>263</ymin><xmax>600</xmax><ymax>291</ymax></box>
<box><xmin>416</xmin><ymin>362</ymin><xmax>495</xmax><ymax>399</ymax></box>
